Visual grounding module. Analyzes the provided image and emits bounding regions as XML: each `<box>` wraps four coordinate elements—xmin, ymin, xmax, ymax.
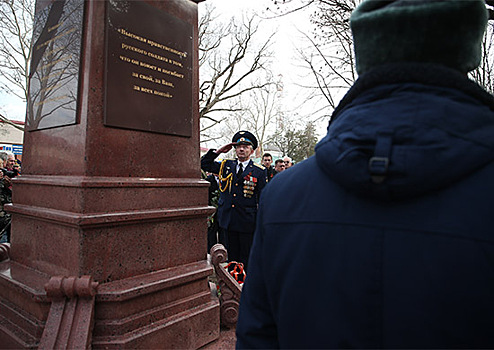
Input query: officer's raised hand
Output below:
<box><xmin>215</xmin><ymin>142</ymin><xmax>236</xmax><ymax>154</ymax></box>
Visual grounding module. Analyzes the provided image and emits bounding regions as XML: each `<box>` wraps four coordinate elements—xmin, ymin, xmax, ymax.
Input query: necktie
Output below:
<box><xmin>237</xmin><ymin>163</ymin><xmax>243</xmax><ymax>179</ymax></box>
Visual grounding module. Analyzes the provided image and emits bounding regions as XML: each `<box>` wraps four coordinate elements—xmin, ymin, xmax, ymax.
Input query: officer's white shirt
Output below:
<box><xmin>237</xmin><ymin>159</ymin><xmax>250</xmax><ymax>174</ymax></box>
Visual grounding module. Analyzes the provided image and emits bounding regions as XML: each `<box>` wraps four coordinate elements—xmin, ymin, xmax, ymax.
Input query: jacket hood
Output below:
<box><xmin>316</xmin><ymin>63</ymin><xmax>494</xmax><ymax>201</ymax></box>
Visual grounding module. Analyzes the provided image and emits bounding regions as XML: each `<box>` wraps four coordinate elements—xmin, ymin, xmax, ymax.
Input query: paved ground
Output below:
<box><xmin>201</xmin><ymin>326</ymin><xmax>236</xmax><ymax>349</ymax></box>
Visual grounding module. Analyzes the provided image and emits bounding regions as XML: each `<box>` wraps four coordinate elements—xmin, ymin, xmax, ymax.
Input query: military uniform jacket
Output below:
<box><xmin>201</xmin><ymin>149</ymin><xmax>268</xmax><ymax>233</ymax></box>
<box><xmin>266</xmin><ymin>166</ymin><xmax>276</xmax><ymax>182</ymax></box>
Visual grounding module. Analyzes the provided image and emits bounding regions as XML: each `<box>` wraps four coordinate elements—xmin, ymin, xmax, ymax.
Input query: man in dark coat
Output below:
<box><xmin>237</xmin><ymin>1</ymin><xmax>494</xmax><ymax>348</ymax></box>
<box><xmin>273</xmin><ymin>159</ymin><xmax>285</xmax><ymax>175</ymax></box>
<box><xmin>201</xmin><ymin>131</ymin><xmax>267</xmax><ymax>268</ymax></box>
<box><xmin>261</xmin><ymin>153</ymin><xmax>276</xmax><ymax>182</ymax></box>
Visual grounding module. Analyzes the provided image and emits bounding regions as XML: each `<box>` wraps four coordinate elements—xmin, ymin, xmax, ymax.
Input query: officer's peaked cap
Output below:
<box><xmin>232</xmin><ymin>131</ymin><xmax>258</xmax><ymax>150</ymax></box>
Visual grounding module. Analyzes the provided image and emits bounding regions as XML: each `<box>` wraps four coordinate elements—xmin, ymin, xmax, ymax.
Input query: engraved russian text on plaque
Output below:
<box><xmin>26</xmin><ymin>0</ymin><xmax>85</xmax><ymax>131</ymax></box>
<box><xmin>104</xmin><ymin>1</ymin><xmax>193</xmax><ymax>137</ymax></box>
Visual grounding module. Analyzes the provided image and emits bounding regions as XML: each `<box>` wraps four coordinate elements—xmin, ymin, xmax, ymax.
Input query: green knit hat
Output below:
<box><xmin>350</xmin><ymin>0</ymin><xmax>488</xmax><ymax>75</ymax></box>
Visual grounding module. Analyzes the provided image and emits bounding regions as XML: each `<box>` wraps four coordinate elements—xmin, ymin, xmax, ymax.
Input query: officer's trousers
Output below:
<box><xmin>223</xmin><ymin>228</ymin><xmax>254</xmax><ymax>270</ymax></box>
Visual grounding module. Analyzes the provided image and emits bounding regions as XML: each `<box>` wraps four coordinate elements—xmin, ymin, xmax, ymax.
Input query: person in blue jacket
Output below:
<box><xmin>201</xmin><ymin>131</ymin><xmax>268</xmax><ymax>269</ymax></box>
<box><xmin>237</xmin><ymin>0</ymin><xmax>494</xmax><ymax>348</ymax></box>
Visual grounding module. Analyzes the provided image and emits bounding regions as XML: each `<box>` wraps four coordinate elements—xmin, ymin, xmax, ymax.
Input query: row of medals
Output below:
<box><xmin>243</xmin><ymin>177</ymin><xmax>256</xmax><ymax>198</ymax></box>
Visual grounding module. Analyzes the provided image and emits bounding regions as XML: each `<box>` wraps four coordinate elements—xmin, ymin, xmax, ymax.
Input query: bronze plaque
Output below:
<box><xmin>26</xmin><ymin>0</ymin><xmax>85</xmax><ymax>131</ymax></box>
<box><xmin>104</xmin><ymin>1</ymin><xmax>193</xmax><ymax>137</ymax></box>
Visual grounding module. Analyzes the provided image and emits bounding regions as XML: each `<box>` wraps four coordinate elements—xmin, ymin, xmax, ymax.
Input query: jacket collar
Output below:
<box><xmin>329</xmin><ymin>63</ymin><xmax>494</xmax><ymax>127</ymax></box>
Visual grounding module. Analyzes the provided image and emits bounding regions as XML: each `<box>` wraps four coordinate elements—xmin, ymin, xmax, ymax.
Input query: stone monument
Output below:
<box><xmin>0</xmin><ymin>0</ymin><xmax>219</xmax><ymax>348</ymax></box>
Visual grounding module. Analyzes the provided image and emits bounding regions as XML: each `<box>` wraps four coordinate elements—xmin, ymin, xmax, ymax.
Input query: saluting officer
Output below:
<box><xmin>201</xmin><ymin>131</ymin><xmax>268</xmax><ymax>269</ymax></box>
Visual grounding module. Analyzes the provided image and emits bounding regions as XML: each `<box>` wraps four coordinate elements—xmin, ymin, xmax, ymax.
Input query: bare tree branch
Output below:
<box><xmin>470</xmin><ymin>22</ymin><xmax>494</xmax><ymax>94</ymax></box>
<box><xmin>198</xmin><ymin>5</ymin><xmax>275</xmax><ymax>143</ymax></box>
<box><xmin>0</xmin><ymin>0</ymin><xmax>35</xmax><ymax>107</ymax></box>
<box><xmin>0</xmin><ymin>112</ymin><xmax>24</xmax><ymax>131</ymax></box>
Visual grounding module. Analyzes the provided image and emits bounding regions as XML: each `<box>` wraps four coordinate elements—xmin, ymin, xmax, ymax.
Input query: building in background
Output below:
<box><xmin>0</xmin><ymin>120</ymin><xmax>24</xmax><ymax>161</ymax></box>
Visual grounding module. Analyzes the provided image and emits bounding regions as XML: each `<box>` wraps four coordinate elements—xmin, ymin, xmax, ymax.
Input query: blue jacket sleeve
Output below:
<box><xmin>236</xmin><ymin>190</ymin><xmax>279</xmax><ymax>349</ymax></box>
<box><xmin>201</xmin><ymin>149</ymin><xmax>221</xmax><ymax>174</ymax></box>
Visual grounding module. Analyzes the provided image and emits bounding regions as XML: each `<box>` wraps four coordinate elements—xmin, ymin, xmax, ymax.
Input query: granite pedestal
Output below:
<box><xmin>0</xmin><ymin>0</ymin><xmax>219</xmax><ymax>348</ymax></box>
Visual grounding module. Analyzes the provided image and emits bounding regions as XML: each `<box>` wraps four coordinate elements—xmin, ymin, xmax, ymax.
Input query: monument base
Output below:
<box><xmin>0</xmin><ymin>260</ymin><xmax>219</xmax><ymax>348</ymax></box>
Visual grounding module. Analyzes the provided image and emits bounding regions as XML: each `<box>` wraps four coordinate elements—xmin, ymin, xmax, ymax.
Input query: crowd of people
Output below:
<box><xmin>260</xmin><ymin>153</ymin><xmax>292</xmax><ymax>182</ymax></box>
<box><xmin>0</xmin><ymin>151</ymin><xmax>20</xmax><ymax>244</ymax></box>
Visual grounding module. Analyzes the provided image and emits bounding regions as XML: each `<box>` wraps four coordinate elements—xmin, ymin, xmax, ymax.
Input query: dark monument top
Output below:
<box><xmin>104</xmin><ymin>0</ymin><xmax>193</xmax><ymax>137</ymax></box>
